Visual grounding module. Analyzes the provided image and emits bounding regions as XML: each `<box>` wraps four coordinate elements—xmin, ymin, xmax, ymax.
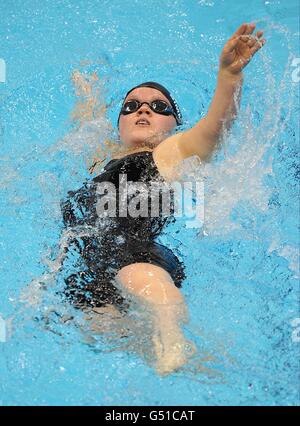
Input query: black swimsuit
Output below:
<box><xmin>60</xmin><ymin>151</ymin><xmax>186</xmax><ymax>311</ymax></box>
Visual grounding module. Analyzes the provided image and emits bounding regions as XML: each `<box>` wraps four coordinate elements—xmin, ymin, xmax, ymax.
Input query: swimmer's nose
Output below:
<box><xmin>137</xmin><ymin>103</ymin><xmax>152</xmax><ymax>116</ymax></box>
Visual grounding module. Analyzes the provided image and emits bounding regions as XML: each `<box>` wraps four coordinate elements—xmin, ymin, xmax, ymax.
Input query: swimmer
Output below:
<box><xmin>61</xmin><ymin>22</ymin><xmax>266</xmax><ymax>375</ymax></box>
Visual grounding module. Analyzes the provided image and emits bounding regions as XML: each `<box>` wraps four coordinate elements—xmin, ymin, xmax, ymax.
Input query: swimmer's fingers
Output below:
<box><xmin>230</xmin><ymin>23</ymin><xmax>248</xmax><ymax>39</ymax></box>
<box><xmin>224</xmin><ymin>23</ymin><xmax>247</xmax><ymax>50</ymax></box>
<box><xmin>240</xmin><ymin>30</ymin><xmax>264</xmax><ymax>45</ymax></box>
<box><xmin>239</xmin><ymin>32</ymin><xmax>266</xmax><ymax>53</ymax></box>
<box><xmin>255</xmin><ymin>30</ymin><xmax>264</xmax><ymax>39</ymax></box>
<box><xmin>251</xmin><ymin>30</ymin><xmax>265</xmax><ymax>48</ymax></box>
<box><xmin>222</xmin><ymin>36</ymin><xmax>240</xmax><ymax>53</ymax></box>
<box><xmin>225</xmin><ymin>24</ymin><xmax>263</xmax><ymax>53</ymax></box>
<box><xmin>244</xmin><ymin>22</ymin><xmax>256</xmax><ymax>36</ymax></box>
<box><xmin>229</xmin><ymin>22</ymin><xmax>255</xmax><ymax>41</ymax></box>
<box><xmin>250</xmin><ymin>36</ymin><xmax>266</xmax><ymax>55</ymax></box>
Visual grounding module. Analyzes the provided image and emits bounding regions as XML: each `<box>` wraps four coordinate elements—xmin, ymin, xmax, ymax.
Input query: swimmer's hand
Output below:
<box><xmin>71</xmin><ymin>70</ymin><xmax>99</xmax><ymax>97</ymax></box>
<box><xmin>219</xmin><ymin>23</ymin><xmax>266</xmax><ymax>76</ymax></box>
<box><xmin>70</xmin><ymin>70</ymin><xmax>107</xmax><ymax>127</ymax></box>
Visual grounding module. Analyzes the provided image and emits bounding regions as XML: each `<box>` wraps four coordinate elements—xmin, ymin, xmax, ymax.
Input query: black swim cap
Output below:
<box><xmin>117</xmin><ymin>81</ymin><xmax>183</xmax><ymax>127</ymax></box>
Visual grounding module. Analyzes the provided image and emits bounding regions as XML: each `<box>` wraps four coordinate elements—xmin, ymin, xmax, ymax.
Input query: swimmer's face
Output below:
<box><xmin>118</xmin><ymin>87</ymin><xmax>177</xmax><ymax>148</ymax></box>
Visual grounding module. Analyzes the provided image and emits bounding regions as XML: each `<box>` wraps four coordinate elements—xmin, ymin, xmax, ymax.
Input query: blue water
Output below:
<box><xmin>0</xmin><ymin>0</ymin><xmax>299</xmax><ymax>406</ymax></box>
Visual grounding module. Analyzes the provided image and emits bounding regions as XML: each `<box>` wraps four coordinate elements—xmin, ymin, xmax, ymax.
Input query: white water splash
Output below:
<box><xmin>49</xmin><ymin>116</ymin><xmax>112</xmax><ymax>159</ymax></box>
<box><xmin>19</xmin><ymin>225</ymin><xmax>100</xmax><ymax>308</ymax></box>
<box><xmin>175</xmin><ymin>22</ymin><xmax>298</xmax><ymax>280</ymax></box>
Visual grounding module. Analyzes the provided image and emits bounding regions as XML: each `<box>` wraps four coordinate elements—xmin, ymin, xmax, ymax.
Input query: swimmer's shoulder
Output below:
<box><xmin>100</xmin><ymin>132</ymin><xmax>203</xmax><ymax>182</ymax></box>
<box><xmin>152</xmin><ymin>131</ymin><xmax>197</xmax><ymax>182</ymax></box>
<box><xmin>106</xmin><ymin>134</ymin><xmax>199</xmax><ymax>183</ymax></box>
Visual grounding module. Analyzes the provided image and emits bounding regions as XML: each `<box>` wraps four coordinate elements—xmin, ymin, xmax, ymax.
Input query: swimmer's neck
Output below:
<box><xmin>111</xmin><ymin>131</ymin><xmax>173</xmax><ymax>160</ymax></box>
<box><xmin>111</xmin><ymin>145</ymin><xmax>153</xmax><ymax>160</ymax></box>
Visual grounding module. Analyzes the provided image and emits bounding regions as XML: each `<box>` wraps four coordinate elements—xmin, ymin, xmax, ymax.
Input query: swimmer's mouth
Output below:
<box><xmin>136</xmin><ymin>119</ymin><xmax>150</xmax><ymax>126</ymax></box>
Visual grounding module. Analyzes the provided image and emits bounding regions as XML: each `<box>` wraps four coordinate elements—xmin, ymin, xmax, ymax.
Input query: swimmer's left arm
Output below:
<box><xmin>70</xmin><ymin>70</ymin><xmax>106</xmax><ymax>126</ymax></box>
<box><xmin>179</xmin><ymin>22</ymin><xmax>266</xmax><ymax>162</ymax></box>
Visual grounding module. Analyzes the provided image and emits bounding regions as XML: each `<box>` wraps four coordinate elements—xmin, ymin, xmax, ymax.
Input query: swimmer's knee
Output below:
<box><xmin>115</xmin><ymin>262</ymin><xmax>183</xmax><ymax>305</ymax></box>
<box><xmin>116</xmin><ymin>263</ymin><xmax>173</xmax><ymax>284</ymax></box>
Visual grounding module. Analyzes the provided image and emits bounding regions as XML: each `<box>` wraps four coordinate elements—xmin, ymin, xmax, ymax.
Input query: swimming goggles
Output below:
<box><xmin>120</xmin><ymin>99</ymin><xmax>178</xmax><ymax>119</ymax></box>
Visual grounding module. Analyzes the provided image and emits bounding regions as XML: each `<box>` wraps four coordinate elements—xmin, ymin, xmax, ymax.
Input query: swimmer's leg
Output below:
<box><xmin>114</xmin><ymin>263</ymin><xmax>196</xmax><ymax>375</ymax></box>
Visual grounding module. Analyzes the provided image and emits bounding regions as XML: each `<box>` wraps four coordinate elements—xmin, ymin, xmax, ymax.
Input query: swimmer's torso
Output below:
<box><xmin>61</xmin><ymin>150</ymin><xmax>176</xmax><ymax>241</ymax></box>
<box><xmin>60</xmin><ymin>149</ymin><xmax>186</xmax><ymax>310</ymax></box>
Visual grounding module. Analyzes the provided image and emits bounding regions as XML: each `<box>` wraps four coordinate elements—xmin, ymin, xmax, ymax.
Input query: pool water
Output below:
<box><xmin>0</xmin><ymin>0</ymin><xmax>299</xmax><ymax>406</ymax></box>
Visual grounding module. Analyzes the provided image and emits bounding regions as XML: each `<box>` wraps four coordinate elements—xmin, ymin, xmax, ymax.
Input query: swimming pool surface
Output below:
<box><xmin>0</xmin><ymin>0</ymin><xmax>299</xmax><ymax>406</ymax></box>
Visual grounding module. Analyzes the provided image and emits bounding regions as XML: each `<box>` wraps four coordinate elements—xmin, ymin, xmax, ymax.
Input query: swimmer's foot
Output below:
<box><xmin>152</xmin><ymin>331</ymin><xmax>197</xmax><ymax>376</ymax></box>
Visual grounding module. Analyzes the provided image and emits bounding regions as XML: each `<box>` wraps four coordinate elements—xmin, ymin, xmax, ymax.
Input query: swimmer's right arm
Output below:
<box><xmin>179</xmin><ymin>22</ymin><xmax>266</xmax><ymax>162</ymax></box>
